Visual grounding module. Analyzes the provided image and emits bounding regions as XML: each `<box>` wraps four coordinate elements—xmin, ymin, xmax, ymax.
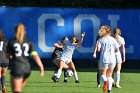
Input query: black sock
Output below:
<box><xmin>64</xmin><ymin>68</ymin><xmax>69</xmax><ymax>79</ymax></box>
<box><xmin>14</xmin><ymin>91</ymin><xmax>21</xmax><ymax>93</ymax></box>
<box><xmin>54</xmin><ymin>67</ymin><xmax>59</xmax><ymax>75</ymax></box>
<box><xmin>1</xmin><ymin>76</ymin><xmax>5</xmax><ymax>88</ymax></box>
<box><xmin>97</xmin><ymin>70</ymin><xmax>100</xmax><ymax>85</ymax></box>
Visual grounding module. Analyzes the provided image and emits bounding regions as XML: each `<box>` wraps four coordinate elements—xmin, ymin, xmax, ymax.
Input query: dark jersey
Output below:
<box><xmin>0</xmin><ymin>38</ymin><xmax>9</xmax><ymax>64</ymax></box>
<box><xmin>7</xmin><ymin>38</ymin><xmax>35</xmax><ymax>73</ymax></box>
<box><xmin>96</xmin><ymin>35</ymin><xmax>100</xmax><ymax>41</ymax></box>
<box><xmin>96</xmin><ymin>35</ymin><xmax>101</xmax><ymax>60</ymax></box>
<box><xmin>51</xmin><ymin>41</ymin><xmax>63</xmax><ymax>60</ymax></box>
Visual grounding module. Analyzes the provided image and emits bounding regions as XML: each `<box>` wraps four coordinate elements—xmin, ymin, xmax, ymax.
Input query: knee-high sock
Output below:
<box><xmin>100</xmin><ymin>75</ymin><xmax>107</xmax><ymax>83</ymax></box>
<box><xmin>64</xmin><ymin>68</ymin><xmax>69</xmax><ymax>80</ymax></box>
<box><xmin>108</xmin><ymin>77</ymin><xmax>113</xmax><ymax>91</ymax></box>
<box><xmin>116</xmin><ymin>71</ymin><xmax>120</xmax><ymax>85</ymax></box>
<box><xmin>56</xmin><ymin>69</ymin><xmax>62</xmax><ymax>78</ymax></box>
<box><xmin>73</xmin><ymin>72</ymin><xmax>78</xmax><ymax>81</ymax></box>
<box><xmin>14</xmin><ymin>91</ymin><xmax>21</xmax><ymax>93</ymax></box>
<box><xmin>97</xmin><ymin>70</ymin><xmax>100</xmax><ymax>85</ymax></box>
<box><xmin>1</xmin><ymin>76</ymin><xmax>5</xmax><ymax>87</ymax></box>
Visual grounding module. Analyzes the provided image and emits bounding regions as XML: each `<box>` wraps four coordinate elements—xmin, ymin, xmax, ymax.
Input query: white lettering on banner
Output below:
<box><xmin>108</xmin><ymin>15</ymin><xmax>120</xmax><ymax>29</ymax></box>
<box><xmin>74</xmin><ymin>14</ymin><xmax>100</xmax><ymax>53</ymax></box>
<box><xmin>38</xmin><ymin>13</ymin><xmax>134</xmax><ymax>54</ymax></box>
<box><xmin>38</xmin><ymin>14</ymin><xmax>64</xmax><ymax>52</ymax></box>
<box><xmin>126</xmin><ymin>45</ymin><xmax>134</xmax><ymax>53</ymax></box>
<box><xmin>109</xmin><ymin>15</ymin><xmax>134</xmax><ymax>53</ymax></box>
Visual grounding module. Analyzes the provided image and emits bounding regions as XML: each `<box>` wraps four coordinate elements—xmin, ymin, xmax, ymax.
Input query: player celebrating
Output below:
<box><xmin>97</xmin><ymin>25</ymin><xmax>119</xmax><ymax>93</ymax></box>
<box><xmin>51</xmin><ymin>37</ymin><xmax>71</xmax><ymax>82</ymax></box>
<box><xmin>52</xmin><ymin>32</ymin><xmax>85</xmax><ymax>83</ymax></box>
<box><xmin>113</xmin><ymin>28</ymin><xmax>125</xmax><ymax>88</ymax></box>
<box><xmin>0</xmin><ymin>29</ymin><xmax>9</xmax><ymax>93</ymax></box>
<box><xmin>6</xmin><ymin>23</ymin><xmax>44</xmax><ymax>93</ymax></box>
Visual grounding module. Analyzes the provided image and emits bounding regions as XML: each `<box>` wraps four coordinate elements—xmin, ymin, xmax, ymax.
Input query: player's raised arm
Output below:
<box><xmin>77</xmin><ymin>32</ymin><xmax>85</xmax><ymax>47</ymax></box>
<box><xmin>31</xmin><ymin>51</ymin><xmax>44</xmax><ymax>77</ymax></box>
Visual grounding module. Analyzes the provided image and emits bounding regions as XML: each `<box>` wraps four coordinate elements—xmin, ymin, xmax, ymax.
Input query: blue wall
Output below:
<box><xmin>0</xmin><ymin>8</ymin><xmax>139</xmax><ymax>59</ymax></box>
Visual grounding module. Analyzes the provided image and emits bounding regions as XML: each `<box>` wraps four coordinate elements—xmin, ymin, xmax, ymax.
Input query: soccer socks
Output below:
<box><xmin>56</xmin><ymin>69</ymin><xmax>62</xmax><ymax>78</ymax></box>
<box><xmin>97</xmin><ymin>70</ymin><xmax>100</xmax><ymax>85</ymax></box>
<box><xmin>108</xmin><ymin>77</ymin><xmax>113</xmax><ymax>91</ymax></box>
<box><xmin>100</xmin><ymin>75</ymin><xmax>107</xmax><ymax>83</ymax></box>
<box><xmin>64</xmin><ymin>69</ymin><xmax>68</xmax><ymax>80</ymax></box>
<box><xmin>73</xmin><ymin>72</ymin><xmax>78</xmax><ymax>81</ymax></box>
<box><xmin>14</xmin><ymin>91</ymin><xmax>21</xmax><ymax>93</ymax></box>
<box><xmin>1</xmin><ymin>76</ymin><xmax>5</xmax><ymax>88</ymax></box>
<box><xmin>116</xmin><ymin>71</ymin><xmax>120</xmax><ymax>85</ymax></box>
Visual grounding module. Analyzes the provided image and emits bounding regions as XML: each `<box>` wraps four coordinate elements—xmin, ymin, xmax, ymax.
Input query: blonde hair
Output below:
<box><xmin>15</xmin><ymin>23</ymin><xmax>26</xmax><ymax>43</ymax></box>
<box><xmin>98</xmin><ymin>25</ymin><xmax>111</xmax><ymax>37</ymax></box>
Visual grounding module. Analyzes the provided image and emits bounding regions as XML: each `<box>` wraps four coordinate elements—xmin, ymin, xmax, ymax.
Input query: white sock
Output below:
<box><xmin>56</xmin><ymin>69</ymin><xmax>62</xmax><ymax>78</ymax></box>
<box><xmin>73</xmin><ymin>72</ymin><xmax>78</xmax><ymax>81</ymax></box>
<box><xmin>108</xmin><ymin>77</ymin><xmax>113</xmax><ymax>91</ymax></box>
<box><xmin>116</xmin><ymin>71</ymin><xmax>120</xmax><ymax>85</ymax></box>
<box><xmin>100</xmin><ymin>75</ymin><xmax>107</xmax><ymax>83</ymax></box>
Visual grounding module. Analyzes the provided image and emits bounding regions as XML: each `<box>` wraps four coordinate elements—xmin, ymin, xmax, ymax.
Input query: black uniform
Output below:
<box><xmin>51</xmin><ymin>41</ymin><xmax>63</xmax><ymax>60</ymax></box>
<box><xmin>0</xmin><ymin>38</ymin><xmax>9</xmax><ymax>67</ymax></box>
<box><xmin>7</xmin><ymin>38</ymin><xmax>35</xmax><ymax>78</ymax></box>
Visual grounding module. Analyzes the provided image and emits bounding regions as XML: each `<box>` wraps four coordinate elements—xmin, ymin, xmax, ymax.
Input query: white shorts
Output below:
<box><xmin>115</xmin><ymin>51</ymin><xmax>122</xmax><ymax>63</ymax></box>
<box><xmin>99</xmin><ymin>62</ymin><xmax>116</xmax><ymax>70</ymax></box>
<box><xmin>60</xmin><ymin>57</ymin><xmax>72</xmax><ymax>64</ymax></box>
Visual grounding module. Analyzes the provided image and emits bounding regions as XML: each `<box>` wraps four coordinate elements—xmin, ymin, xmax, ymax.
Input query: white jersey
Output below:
<box><xmin>116</xmin><ymin>36</ymin><xmax>125</xmax><ymax>47</ymax></box>
<box><xmin>98</xmin><ymin>36</ymin><xmax>119</xmax><ymax>63</ymax></box>
<box><xmin>115</xmin><ymin>36</ymin><xmax>125</xmax><ymax>63</ymax></box>
<box><xmin>60</xmin><ymin>40</ymin><xmax>78</xmax><ymax>60</ymax></box>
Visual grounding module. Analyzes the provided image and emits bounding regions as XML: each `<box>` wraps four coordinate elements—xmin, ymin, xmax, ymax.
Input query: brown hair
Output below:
<box><xmin>113</xmin><ymin>27</ymin><xmax>121</xmax><ymax>35</ymax></box>
<box><xmin>14</xmin><ymin>23</ymin><xmax>26</xmax><ymax>43</ymax></box>
<box><xmin>71</xmin><ymin>35</ymin><xmax>79</xmax><ymax>43</ymax></box>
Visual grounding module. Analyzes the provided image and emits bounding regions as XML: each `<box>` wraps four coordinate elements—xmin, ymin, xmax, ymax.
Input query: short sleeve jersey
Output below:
<box><xmin>7</xmin><ymin>38</ymin><xmax>35</xmax><ymax>65</ymax></box>
<box><xmin>51</xmin><ymin>41</ymin><xmax>63</xmax><ymax>59</ymax></box>
<box><xmin>61</xmin><ymin>40</ymin><xmax>78</xmax><ymax>59</ymax></box>
<box><xmin>0</xmin><ymin>38</ymin><xmax>9</xmax><ymax>63</ymax></box>
<box><xmin>117</xmin><ymin>36</ymin><xmax>125</xmax><ymax>47</ymax></box>
<box><xmin>98</xmin><ymin>36</ymin><xmax>119</xmax><ymax>63</ymax></box>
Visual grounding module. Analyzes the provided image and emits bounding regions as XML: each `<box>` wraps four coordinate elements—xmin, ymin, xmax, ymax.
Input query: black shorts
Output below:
<box><xmin>10</xmin><ymin>70</ymin><xmax>31</xmax><ymax>79</ymax></box>
<box><xmin>10</xmin><ymin>64</ymin><xmax>31</xmax><ymax>78</ymax></box>
<box><xmin>0</xmin><ymin>63</ymin><xmax>9</xmax><ymax>68</ymax></box>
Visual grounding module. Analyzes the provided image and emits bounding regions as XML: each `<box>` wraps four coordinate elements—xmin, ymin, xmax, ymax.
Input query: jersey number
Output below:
<box><xmin>14</xmin><ymin>43</ymin><xmax>29</xmax><ymax>56</ymax></box>
<box><xmin>0</xmin><ymin>42</ymin><xmax>4</xmax><ymax>51</ymax></box>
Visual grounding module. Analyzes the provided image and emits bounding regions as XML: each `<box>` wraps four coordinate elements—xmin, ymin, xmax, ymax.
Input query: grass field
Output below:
<box><xmin>5</xmin><ymin>69</ymin><xmax>140</xmax><ymax>93</ymax></box>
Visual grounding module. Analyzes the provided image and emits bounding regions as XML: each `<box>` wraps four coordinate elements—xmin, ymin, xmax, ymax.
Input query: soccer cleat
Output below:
<box><xmin>103</xmin><ymin>81</ymin><xmax>108</xmax><ymax>92</ymax></box>
<box><xmin>63</xmin><ymin>79</ymin><xmax>68</xmax><ymax>83</ymax></box>
<box><xmin>97</xmin><ymin>84</ymin><xmax>100</xmax><ymax>88</ymax></box>
<box><xmin>2</xmin><ymin>87</ymin><xmax>7</xmax><ymax>93</ymax></box>
<box><xmin>107</xmin><ymin>90</ymin><xmax>111</xmax><ymax>93</ymax></box>
<box><xmin>116</xmin><ymin>84</ymin><xmax>122</xmax><ymax>88</ymax></box>
<box><xmin>75</xmin><ymin>80</ymin><xmax>80</xmax><ymax>83</ymax></box>
<box><xmin>51</xmin><ymin>76</ymin><xmax>59</xmax><ymax>83</ymax></box>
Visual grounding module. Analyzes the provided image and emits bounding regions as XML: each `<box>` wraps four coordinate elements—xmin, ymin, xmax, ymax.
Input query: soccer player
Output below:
<box><xmin>113</xmin><ymin>28</ymin><xmax>125</xmax><ymax>88</ymax></box>
<box><xmin>6</xmin><ymin>23</ymin><xmax>44</xmax><ymax>93</ymax></box>
<box><xmin>0</xmin><ymin>29</ymin><xmax>9</xmax><ymax>93</ymax></box>
<box><xmin>97</xmin><ymin>25</ymin><xmax>119</xmax><ymax>93</ymax></box>
<box><xmin>93</xmin><ymin>34</ymin><xmax>101</xmax><ymax>88</ymax></box>
<box><xmin>52</xmin><ymin>32</ymin><xmax>85</xmax><ymax>83</ymax></box>
<box><xmin>51</xmin><ymin>37</ymin><xmax>70</xmax><ymax>82</ymax></box>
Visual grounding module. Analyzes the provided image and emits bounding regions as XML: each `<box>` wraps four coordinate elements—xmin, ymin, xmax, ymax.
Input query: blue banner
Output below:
<box><xmin>0</xmin><ymin>8</ymin><xmax>139</xmax><ymax>59</ymax></box>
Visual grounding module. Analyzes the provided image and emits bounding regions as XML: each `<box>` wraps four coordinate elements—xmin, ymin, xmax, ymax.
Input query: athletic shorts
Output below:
<box><xmin>60</xmin><ymin>57</ymin><xmax>72</xmax><ymax>64</ymax></box>
<box><xmin>0</xmin><ymin>63</ymin><xmax>9</xmax><ymax>68</ymax></box>
<box><xmin>99</xmin><ymin>62</ymin><xmax>116</xmax><ymax>70</ymax></box>
<box><xmin>10</xmin><ymin>64</ymin><xmax>31</xmax><ymax>79</ymax></box>
<box><xmin>115</xmin><ymin>51</ymin><xmax>122</xmax><ymax>63</ymax></box>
